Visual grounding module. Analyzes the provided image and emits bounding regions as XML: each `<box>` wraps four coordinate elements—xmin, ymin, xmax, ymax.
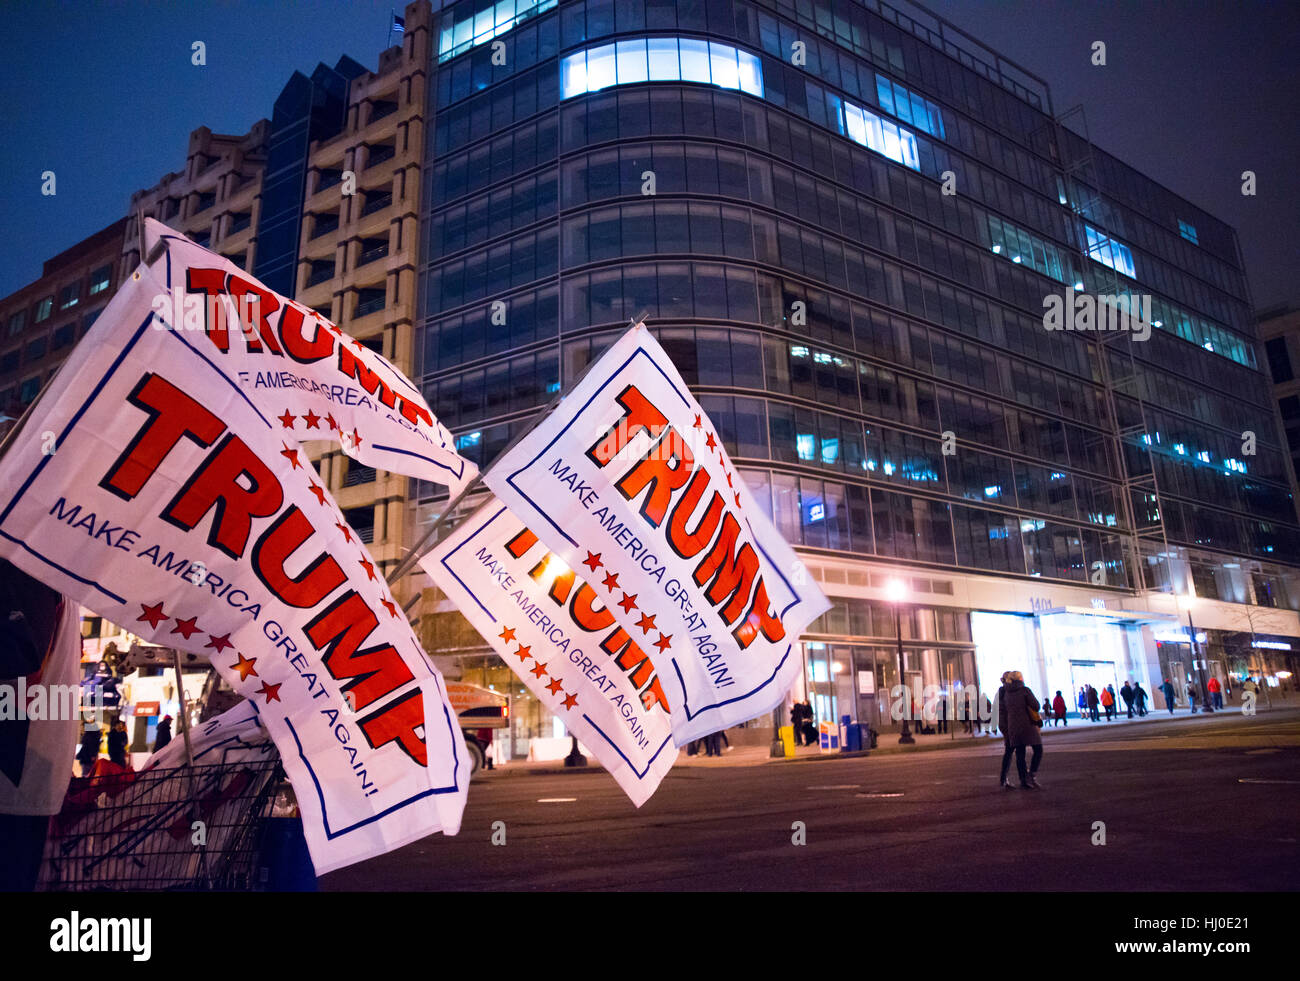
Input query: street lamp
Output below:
<box><xmin>886</xmin><ymin>578</ymin><xmax>914</xmax><ymax>744</ymax></box>
<box><xmin>1182</xmin><ymin>587</ymin><xmax>1213</xmax><ymax>714</ymax></box>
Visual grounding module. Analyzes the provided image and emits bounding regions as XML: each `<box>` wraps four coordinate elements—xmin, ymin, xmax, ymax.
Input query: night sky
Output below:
<box><xmin>1</xmin><ymin>0</ymin><xmax>1296</xmax><ymax>311</ymax></box>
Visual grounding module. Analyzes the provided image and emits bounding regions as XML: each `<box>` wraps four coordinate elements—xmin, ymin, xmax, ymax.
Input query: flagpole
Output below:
<box><xmin>385</xmin><ymin>316</ymin><xmax>648</xmax><ymax>585</ymax></box>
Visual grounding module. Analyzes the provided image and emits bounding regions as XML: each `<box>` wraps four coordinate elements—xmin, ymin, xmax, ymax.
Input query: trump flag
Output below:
<box><xmin>0</xmin><ymin>262</ymin><xmax>468</xmax><ymax>874</ymax></box>
<box><xmin>422</xmin><ymin>497</ymin><xmax>676</xmax><ymax>805</ymax></box>
<box><xmin>482</xmin><ymin>325</ymin><xmax>830</xmax><ymax>745</ymax></box>
<box><xmin>141</xmin><ymin>218</ymin><xmax>474</xmax><ymax>492</ymax></box>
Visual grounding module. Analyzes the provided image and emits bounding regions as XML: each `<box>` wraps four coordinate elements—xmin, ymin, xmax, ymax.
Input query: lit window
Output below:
<box><xmin>89</xmin><ymin>265</ymin><xmax>111</xmax><ymax>295</ymax></box>
<box><xmin>34</xmin><ymin>297</ymin><xmax>53</xmax><ymax>323</ymax></box>
<box><xmin>709</xmin><ymin>41</ymin><xmax>740</xmax><ymax>90</ymax></box>
<box><xmin>796</xmin><ymin>434</ymin><xmax>815</xmax><ymax>461</ymax></box>
<box><xmin>1178</xmin><ymin>219</ymin><xmax>1198</xmax><ymax>245</ymax></box>
<box><xmin>737</xmin><ymin>50</ymin><xmax>763</xmax><ymax>96</ymax></box>
<box><xmin>647</xmin><ymin>38</ymin><xmax>680</xmax><ymax>81</ymax></box>
<box><xmin>616</xmin><ymin>39</ymin><xmax>648</xmax><ymax>84</ymax></box>
<box><xmin>678</xmin><ymin>38</ymin><xmax>710</xmax><ymax>83</ymax></box>
<box><xmin>586</xmin><ymin>43</ymin><xmax>616</xmax><ymax>91</ymax></box>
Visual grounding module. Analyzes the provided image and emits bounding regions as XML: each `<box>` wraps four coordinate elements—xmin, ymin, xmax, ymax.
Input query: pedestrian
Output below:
<box><xmin>790</xmin><ymin>700</ymin><xmax>806</xmax><ymax>746</ymax></box>
<box><xmin>1120</xmin><ymin>681</ymin><xmax>1135</xmax><ymax>719</ymax></box>
<box><xmin>1187</xmin><ymin>681</ymin><xmax>1198</xmax><ymax>713</ymax></box>
<box><xmin>1086</xmin><ymin>685</ymin><xmax>1100</xmax><ymax>722</ymax></box>
<box><xmin>1002</xmin><ymin>671</ymin><xmax>1043</xmax><ymax>789</ymax></box>
<box><xmin>1101</xmin><ymin>684</ymin><xmax>1116</xmax><ymax>721</ymax></box>
<box><xmin>76</xmin><ymin>726</ymin><xmax>101</xmax><ymax>777</ymax></box>
<box><xmin>107</xmin><ymin>720</ymin><xmax>129</xmax><ymax>767</ymax></box>
<box><xmin>1040</xmin><ymin>694</ymin><xmax>1051</xmax><ymax>726</ymax></box>
<box><xmin>719</xmin><ymin>728</ymin><xmax>732</xmax><ymax>752</ymax></box>
<box><xmin>153</xmin><ymin>715</ymin><xmax>173</xmax><ymax>754</ymax></box>
<box><xmin>1208</xmin><ymin>676</ymin><xmax>1222</xmax><ymax>710</ymax></box>
<box><xmin>1160</xmin><ymin>678</ymin><xmax>1176</xmax><ymax>714</ymax></box>
<box><xmin>1052</xmin><ymin>690</ymin><xmax>1068</xmax><ymax>727</ymax></box>
<box><xmin>1133</xmin><ymin>683</ymin><xmax>1148</xmax><ymax>716</ymax></box>
<box><xmin>996</xmin><ymin>672</ymin><xmax>1016</xmax><ymax>788</ymax></box>
<box><xmin>937</xmin><ymin>693</ymin><xmax>949</xmax><ymax>735</ymax></box>
<box><xmin>1077</xmin><ymin>686</ymin><xmax>1087</xmax><ymax>720</ymax></box>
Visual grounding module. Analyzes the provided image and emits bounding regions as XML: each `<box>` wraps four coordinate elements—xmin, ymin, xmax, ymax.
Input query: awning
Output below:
<box><xmin>1034</xmin><ymin>605</ymin><xmax>1178</xmax><ymax>625</ymax></box>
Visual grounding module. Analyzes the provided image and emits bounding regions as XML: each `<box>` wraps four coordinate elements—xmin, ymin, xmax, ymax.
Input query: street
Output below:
<box><xmin>322</xmin><ymin>707</ymin><xmax>1300</xmax><ymax>891</ymax></box>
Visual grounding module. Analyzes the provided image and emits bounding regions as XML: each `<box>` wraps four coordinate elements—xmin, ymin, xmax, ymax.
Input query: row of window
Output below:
<box><xmin>5</xmin><ymin>265</ymin><xmax>111</xmax><ymax>336</ymax></box>
<box><xmin>422</xmin><ymin>284</ymin><xmax>559</xmax><ymax>371</ymax></box>
<box><xmin>437</xmin><ymin>0</ymin><xmax>557</xmax><ymax>62</ymax></box>
<box><xmin>426</xmin><ymin>170</ymin><xmax>558</xmax><ymax>258</ymax></box>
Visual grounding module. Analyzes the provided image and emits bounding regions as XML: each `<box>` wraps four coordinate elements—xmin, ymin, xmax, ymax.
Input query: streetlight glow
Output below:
<box><xmin>885</xmin><ymin>578</ymin><xmax>906</xmax><ymax>603</ymax></box>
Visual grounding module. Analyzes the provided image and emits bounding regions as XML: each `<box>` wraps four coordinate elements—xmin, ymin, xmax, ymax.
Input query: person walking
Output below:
<box><xmin>1039</xmin><ymin>694</ymin><xmax>1051</xmax><ymax>727</ymax></box>
<box><xmin>1076</xmin><ymin>686</ymin><xmax>1087</xmax><ymax>720</ymax></box>
<box><xmin>1187</xmin><ymin>681</ymin><xmax>1199</xmax><ymax>713</ymax></box>
<box><xmin>153</xmin><ymin>715</ymin><xmax>173</xmax><ymax>754</ymax></box>
<box><xmin>1160</xmin><ymin>678</ymin><xmax>1176</xmax><ymax>714</ymax></box>
<box><xmin>1052</xmin><ymin>690</ymin><xmax>1068</xmax><ymax>727</ymax></box>
<box><xmin>1086</xmin><ymin>685</ymin><xmax>1100</xmax><ymax>722</ymax></box>
<box><xmin>76</xmin><ymin>726</ymin><xmax>101</xmax><ymax>778</ymax></box>
<box><xmin>996</xmin><ymin>672</ymin><xmax>1015</xmax><ymax>789</ymax></box>
<box><xmin>937</xmin><ymin>693</ymin><xmax>949</xmax><ymax>735</ymax></box>
<box><xmin>1002</xmin><ymin>671</ymin><xmax>1043</xmax><ymax>789</ymax></box>
<box><xmin>1208</xmin><ymin>676</ymin><xmax>1222</xmax><ymax>710</ymax></box>
<box><xmin>789</xmin><ymin>700</ymin><xmax>806</xmax><ymax>746</ymax></box>
<box><xmin>1120</xmin><ymin>681</ymin><xmax>1135</xmax><ymax>719</ymax></box>
<box><xmin>1101</xmin><ymin>684</ymin><xmax>1115</xmax><ymax>721</ymax></box>
<box><xmin>107</xmin><ymin>720</ymin><xmax>129</xmax><ymax>767</ymax></box>
<box><xmin>1133</xmin><ymin>683</ymin><xmax>1148</xmax><ymax>716</ymax></box>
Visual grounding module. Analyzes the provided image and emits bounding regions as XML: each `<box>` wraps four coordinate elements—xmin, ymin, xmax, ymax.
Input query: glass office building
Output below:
<box><xmin>416</xmin><ymin>0</ymin><xmax>1300</xmax><ymax>748</ymax></box>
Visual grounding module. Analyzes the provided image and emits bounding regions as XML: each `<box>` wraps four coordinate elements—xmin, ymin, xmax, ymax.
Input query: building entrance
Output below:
<box><xmin>1069</xmin><ymin>660</ymin><xmax>1119</xmax><ymax>716</ymax></box>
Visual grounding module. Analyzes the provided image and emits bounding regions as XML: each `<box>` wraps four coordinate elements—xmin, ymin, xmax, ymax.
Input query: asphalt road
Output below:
<box><xmin>321</xmin><ymin>708</ymin><xmax>1300</xmax><ymax>891</ymax></box>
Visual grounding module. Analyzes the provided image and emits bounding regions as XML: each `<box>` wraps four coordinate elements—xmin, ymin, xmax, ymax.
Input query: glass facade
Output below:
<box><xmin>417</xmin><ymin>0</ymin><xmax>1300</xmax><ymax>736</ymax></box>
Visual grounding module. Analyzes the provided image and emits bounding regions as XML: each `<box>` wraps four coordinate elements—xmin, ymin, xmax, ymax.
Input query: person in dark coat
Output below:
<box><xmin>1086</xmin><ymin>685</ymin><xmax>1100</xmax><ymax>721</ymax></box>
<box><xmin>1160</xmin><ymin>678</ymin><xmax>1176</xmax><ymax>713</ymax></box>
<box><xmin>153</xmin><ymin>715</ymin><xmax>173</xmax><ymax>754</ymax></box>
<box><xmin>1187</xmin><ymin>682</ymin><xmax>1198</xmax><ymax>713</ymax></box>
<box><xmin>995</xmin><ymin>672</ymin><xmax>1015</xmax><ymax>788</ymax></box>
<box><xmin>1120</xmin><ymin>681</ymin><xmax>1135</xmax><ymax>718</ymax></box>
<box><xmin>106</xmin><ymin>721</ymin><xmax>128</xmax><ymax>767</ymax></box>
<box><xmin>1002</xmin><ymin>671</ymin><xmax>1043</xmax><ymax>788</ymax></box>
<box><xmin>789</xmin><ymin>701</ymin><xmax>805</xmax><ymax>745</ymax></box>
<box><xmin>1133</xmin><ymin>683</ymin><xmax>1148</xmax><ymax>716</ymax></box>
<box><xmin>1052</xmin><ymin>690</ymin><xmax>1068</xmax><ymax>727</ymax></box>
<box><xmin>76</xmin><ymin>727</ymin><xmax>101</xmax><ymax>778</ymax></box>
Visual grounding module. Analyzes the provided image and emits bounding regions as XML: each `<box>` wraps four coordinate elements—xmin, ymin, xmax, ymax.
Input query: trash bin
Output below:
<box><xmin>868</xmin><ymin>727</ymin><xmax>879</xmax><ymax>749</ymax></box>
<box><xmin>842</xmin><ymin>722</ymin><xmax>863</xmax><ymax>752</ymax></box>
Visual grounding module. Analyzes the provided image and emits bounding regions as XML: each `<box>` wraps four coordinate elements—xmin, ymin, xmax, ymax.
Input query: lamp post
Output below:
<box><xmin>886</xmin><ymin>578</ymin><xmax>914</xmax><ymax>744</ymax></box>
<box><xmin>1185</xmin><ymin>589</ymin><xmax>1213</xmax><ymax>714</ymax></box>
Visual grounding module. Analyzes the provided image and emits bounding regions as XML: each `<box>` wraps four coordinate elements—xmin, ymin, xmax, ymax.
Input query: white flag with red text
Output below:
<box><xmin>421</xmin><ymin>497</ymin><xmax>676</xmax><ymax>805</ymax></box>
<box><xmin>482</xmin><ymin>325</ymin><xmax>830</xmax><ymax>745</ymax></box>
<box><xmin>142</xmin><ymin>218</ymin><xmax>474</xmax><ymax>493</ymax></box>
<box><xmin>0</xmin><ymin>266</ymin><xmax>468</xmax><ymax>875</ymax></box>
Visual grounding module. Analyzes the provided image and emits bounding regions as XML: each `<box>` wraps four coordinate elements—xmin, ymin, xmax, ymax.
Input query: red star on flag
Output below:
<box><xmin>601</xmin><ymin>571</ymin><xmax>620</xmax><ymax>592</ymax></box>
<box><xmin>336</xmin><ymin>522</ymin><xmax>353</xmax><ymax>543</ymax></box>
<box><xmin>231</xmin><ymin>653</ymin><xmax>258</xmax><ymax>681</ymax></box>
<box><xmin>636</xmin><ymin>612</ymin><xmax>657</xmax><ymax>635</ymax></box>
<box><xmin>562</xmin><ymin>692</ymin><xmax>578</xmax><ymax>710</ymax></box>
<box><xmin>170</xmin><ymin>616</ymin><xmax>200</xmax><ymax>640</ymax></box>
<box><xmin>618</xmin><ymin>592</ymin><xmax>638</xmax><ymax>614</ymax></box>
<box><xmin>280</xmin><ymin>443</ymin><xmax>302</xmax><ymax>470</ymax></box>
<box><xmin>326</xmin><ymin>413</ymin><xmax>339</xmax><ymax>432</ymax></box>
<box><xmin>137</xmin><ymin>602</ymin><xmax>167</xmax><ymax>630</ymax></box>
<box><xmin>546</xmin><ymin>677</ymin><xmax>564</xmax><ymax>695</ymax></box>
<box><xmin>302</xmin><ymin>409</ymin><xmax>321</xmax><ymax>429</ymax></box>
<box><xmin>256</xmin><ymin>681</ymin><xmax>281</xmax><ymax>703</ymax></box>
<box><xmin>380</xmin><ymin>598</ymin><xmax>398</xmax><ymax>618</ymax></box>
<box><xmin>725</xmin><ymin>471</ymin><xmax>733</xmax><ymax>487</ymax></box>
<box><xmin>351</xmin><ymin>336</ymin><xmax>365</xmax><ymax>352</ymax></box>
<box><xmin>350</xmin><ymin>428</ymin><xmax>363</xmax><ymax>450</ymax></box>
<box><xmin>358</xmin><ymin>555</ymin><xmax>376</xmax><ymax>581</ymax></box>
<box><xmin>513</xmin><ymin>644</ymin><xmax>532</xmax><ymax>662</ymax></box>
<box><xmin>499</xmin><ymin>626</ymin><xmax>516</xmax><ymax>644</ymax></box>
<box><xmin>582</xmin><ymin>551</ymin><xmax>603</xmax><ymax>572</ymax></box>
<box><xmin>654</xmin><ymin>633</ymin><xmax>672</xmax><ymax>653</ymax></box>
<box><xmin>693</xmin><ymin>414</ymin><xmax>702</xmax><ymax>429</ymax></box>
<box><xmin>205</xmin><ymin>632</ymin><xmax>233</xmax><ymax>654</ymax></box>
<box><xmin>308</xmin><ymin>481</ymin><xmax>328</xmax><ymax>506</ymax></box>
<box><xmin>530</xmin><ymin>661</ymin><xmax>548</xmax><ymax>678</ymax></box>
<box><xmin>734</xmin><ymin>491</ymin><xmax>742</xmax><ymax>507</ymax></box>
<box><xmin>278</xmin><ymin>409</ymin><xmax>296</xmax><ymax>429</ymax></box>
<box><xmin>706</xmin><ymin>431</ymin><xmax>717</xmax><ymax>452</ymax></box>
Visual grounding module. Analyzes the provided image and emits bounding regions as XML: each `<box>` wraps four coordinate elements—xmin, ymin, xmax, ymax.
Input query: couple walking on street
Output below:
<box><xmin>997</xmin><ymin>671</ymin><xmax>1043</xmax><ymax>790</ymax></box>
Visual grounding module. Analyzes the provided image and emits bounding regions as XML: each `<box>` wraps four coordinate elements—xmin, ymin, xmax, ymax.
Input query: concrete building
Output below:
<box><xmin>414</xmin><ymin>0</ymin><xmax>1300</xmax><ymax>755</ymax></box>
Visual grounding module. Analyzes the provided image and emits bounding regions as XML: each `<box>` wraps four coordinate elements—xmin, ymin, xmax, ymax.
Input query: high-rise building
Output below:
<box><xmin>1258</xmin><ymin>304</ymin><xmax>1300</xmax><ymax>487</ymax></box>
<box><xmin>415</xmin><ymin>0</ymin><xmax>1300</xmax><ymax>752</ymax></box>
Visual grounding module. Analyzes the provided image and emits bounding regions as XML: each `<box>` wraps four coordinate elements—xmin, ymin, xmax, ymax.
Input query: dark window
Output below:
<box><xmin>229</xmin><ymin>211</ymin><xmax>252</xmax><ymax>233</ymax></box>
<box><xmin>88</xmin><ymin>264</ymin><xmax>112</xmax><ymax>295</ymax></box>
<box><xmin>34</xmin><ymin>297</ymin><xmax>53</xmax><ymax>323</ymax></box>
<box><xmin>82</xmin><ymin>308</ymin><xmax>103</xmax><ymax>335</ymax></box>
<box><xmin>342</xmin><ymin>459</ymin><xmax>377</xmax><ymax>487</ymax></box>
<box><xmin>6</xmin><ymin>311</ymin><xmax>26</xmax><ymax>336</ymax></box>
<box><xmin>370</xmin><ymin>99</ymin><xmax>398</xmax><ymax>122</ymax></box>
<box><xmin>355</xmin><ymin>287</ymin><xmax>386</xmax><ymax>317</ymax></box>
<box><xmin>195</xmin><ymin>190</ymin><xmax>216</xmax><ymax>212</ymax></box>
<box><xmin>367</xmin><ymin>142</ymin><xmax>396</xmax><ymax>168</ymax></box>
<box><xmin>52</xmin><ymin>323</ymin><xmax>75</xmax><ymax>350</ymax></box>
<box><xmin>26</xmin><ymin>336</ymin><xmax>46</xmax><ymax>361</ymax></box>
<box><xmin>1265</xmin><ymin>337</ymin><xmax>1293</xmax><ymax>384</ymax></box>
<box><xmin>362</xmin><ymin>189</ymin><xmax>393</xmax><ymax>215</ymax></box>
<box><xmin>0</xmin><ymin>350</ymin><xmax>18</xmax><ymax>373</ymax></box>
<box><xmin>19</xmin><ymin>376</ymin><xmax>40</xmax><ymax>403</ymax></box>
<box><xmin>317</xmin><ymin>169</ymin><xmax>343</xmax><ymax>191</ymax></box>
<box><xmin>308</xmin><ymin>260</ymin><xmax>335</xmax><ymax>286</ymax></box>
<box><xmin>358</xmin><ymin>237</ymin><xmax>389</xmax><ymax>266</ymax></box>
<box><xmin>342</xmin><ymin>506</ymin><xmax>375</xmax><ymax>544</ymax></box>
<box><xmin>311</xmin><ymin>212</ymin><xmax>339</xmax><ymax>238</ymax></box>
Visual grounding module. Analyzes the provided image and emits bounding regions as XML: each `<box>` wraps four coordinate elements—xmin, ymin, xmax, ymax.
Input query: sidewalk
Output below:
<box><xmin>476</xmin><ymin>700</ymin><xmax>1295</xmax><ymax>778</ymax></box>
